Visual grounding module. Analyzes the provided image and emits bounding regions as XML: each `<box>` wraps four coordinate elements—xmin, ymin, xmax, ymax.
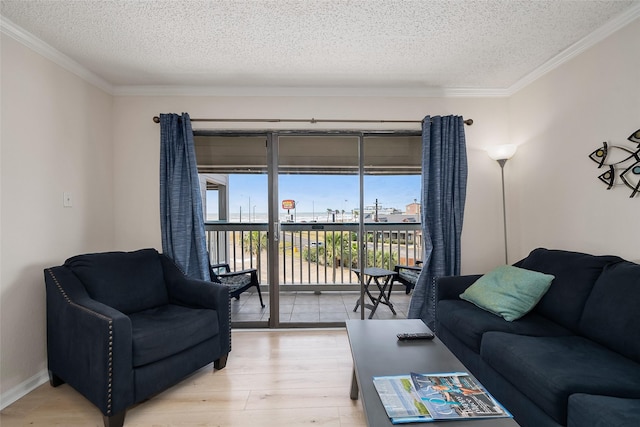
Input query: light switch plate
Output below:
<box><xmin>63</xmin><ymin>192</ymin><xmax>73</xmax><ymax>207</ymax></box>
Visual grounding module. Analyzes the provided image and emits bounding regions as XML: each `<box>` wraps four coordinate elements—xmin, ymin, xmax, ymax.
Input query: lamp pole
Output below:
<box><xmin>498</xmin><ymin>159</ymin><xmax>508</xmax><ymax>264</ymax></box>
<box><xmin>487</xmin><ymin>144</ymin><xmax>517</xmax><ymax>265</ymax></box>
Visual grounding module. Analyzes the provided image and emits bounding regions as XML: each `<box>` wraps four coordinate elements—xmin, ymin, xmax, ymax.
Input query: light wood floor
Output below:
<box><xmin>1</xmin><ymin>329</ymin><xmax>366</xmax><ymax>427</ymax></box>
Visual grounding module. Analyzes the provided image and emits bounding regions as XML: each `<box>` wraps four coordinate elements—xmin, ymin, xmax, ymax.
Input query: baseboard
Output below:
<box><xmin>0</xmin><ymin>369</ymin><xmax>49</xmax><ymax>410</ymax></box>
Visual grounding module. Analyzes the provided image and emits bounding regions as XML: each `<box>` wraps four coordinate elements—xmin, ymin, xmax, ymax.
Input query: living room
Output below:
<box><xmin>1</xmin><ymin>1</ymin><xmax>639</xmax><ymax>425</ymax></box>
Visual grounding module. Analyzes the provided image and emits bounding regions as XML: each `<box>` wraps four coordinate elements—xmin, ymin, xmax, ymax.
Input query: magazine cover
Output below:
<box><xmin>372</xmin><ymin>375</ymin><xmax>434</xmax><ymax>424</ymax></box>
<box><xmin>410</xmin><ymin>372</ymin><xmax>511</xmax><ymax>419</ymax></box>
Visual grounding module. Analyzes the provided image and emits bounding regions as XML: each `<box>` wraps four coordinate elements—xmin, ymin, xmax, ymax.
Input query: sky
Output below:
<box><xmin>207</xmin><ymin>174</ymin><xmax>421</xmax><ymax>219</ymax></box>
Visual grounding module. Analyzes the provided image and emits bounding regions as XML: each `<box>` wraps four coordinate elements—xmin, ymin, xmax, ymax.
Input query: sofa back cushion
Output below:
<box><xmin>65</xmin><ymin>248</ymin><xmax>169</xmax><ymax>314</ymax></box>
<box><xmin>517</xmin><ymin>248</ymin><xmax>622</xmax><ymax>331</ymax></box>
<box><xmin>579</xmin><ymin>261</ymin><xmax>640</xmax><ymax>363</ymax></box>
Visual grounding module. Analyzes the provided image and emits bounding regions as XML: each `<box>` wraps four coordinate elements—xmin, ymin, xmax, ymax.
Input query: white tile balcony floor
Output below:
<box><xmin>230</xmin><ymin>289</ymin><xmax>413</xmax><ymax>324</ymax></box>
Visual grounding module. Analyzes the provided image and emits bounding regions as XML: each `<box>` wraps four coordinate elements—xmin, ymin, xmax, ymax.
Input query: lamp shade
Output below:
<box><xmin>487</xmin><ymin>144</ymin><xmax>518</xmax><ymax>161</ymax></box>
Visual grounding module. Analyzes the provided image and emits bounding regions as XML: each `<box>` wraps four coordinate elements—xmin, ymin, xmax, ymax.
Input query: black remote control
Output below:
<box><xmin>397</xmin><ymin>332</ymin><xmax>435</xmax><ymax>341</ymax></box>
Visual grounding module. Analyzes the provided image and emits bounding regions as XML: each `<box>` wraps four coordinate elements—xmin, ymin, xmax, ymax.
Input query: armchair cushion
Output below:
<box><xmin>130</xmin><ymin>304</ymin><xmax>220</xmax><ymax>367</ymax></box>
<box><xmin>65</xmin><ymin>249</ymin><xmax>169</xmax><ymax>314</ymax></box>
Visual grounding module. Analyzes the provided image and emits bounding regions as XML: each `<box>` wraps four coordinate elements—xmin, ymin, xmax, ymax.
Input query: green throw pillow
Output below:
<box><xmin>460</xmin><ymin>265</ymin><xmax>555</xmax><ymax>321</ymax></box>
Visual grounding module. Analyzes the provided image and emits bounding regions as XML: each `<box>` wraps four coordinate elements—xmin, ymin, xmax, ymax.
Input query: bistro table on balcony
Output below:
<box><xmin>353</xmin><ymin>267</ymin><xmax>398</xmax><ymax>319</ymax></box>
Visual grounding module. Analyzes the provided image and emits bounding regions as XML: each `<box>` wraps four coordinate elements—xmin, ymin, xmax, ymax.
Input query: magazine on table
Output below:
<box><xmin>372</xmin><ymin>372</ymin><xmax>512</xmax><ymax>424</ymax></box>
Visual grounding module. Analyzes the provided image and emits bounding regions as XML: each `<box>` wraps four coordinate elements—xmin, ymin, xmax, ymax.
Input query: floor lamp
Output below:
<box><xmin>487</xmin><ymin>145</ymin><xmax>518</xmax><ymax>264</ymax></box>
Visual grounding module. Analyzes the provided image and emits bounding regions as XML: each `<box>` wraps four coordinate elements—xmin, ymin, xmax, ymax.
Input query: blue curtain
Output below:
<box><xmin>159</xmin><ymin>113</ymin><xmax>211</xmax><ymax>281</ymax></box>
<box><xmin>408</xmin><ymin>115</ymin><xmax>468</xmax><ymax>330</ymax></box>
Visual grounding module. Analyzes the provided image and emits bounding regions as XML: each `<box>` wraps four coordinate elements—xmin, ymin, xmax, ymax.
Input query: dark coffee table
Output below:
<box><xmin>346</xmin><ymin>319</ymin><xmax>519</xmax><ymax>426</ymax></box>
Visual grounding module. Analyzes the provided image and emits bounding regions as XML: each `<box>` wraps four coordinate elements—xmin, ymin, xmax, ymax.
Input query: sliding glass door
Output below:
<box><xmin>195</xmin><ymin>130</ymin><xmax>422</xmax><ymax>328</ymax></box>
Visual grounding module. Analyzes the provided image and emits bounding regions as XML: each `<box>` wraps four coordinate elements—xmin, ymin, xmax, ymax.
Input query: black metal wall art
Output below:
<box><xmin>588</xmin><ymin>128</ymin><xmax>640</xmax><ymax>198</ymax></box>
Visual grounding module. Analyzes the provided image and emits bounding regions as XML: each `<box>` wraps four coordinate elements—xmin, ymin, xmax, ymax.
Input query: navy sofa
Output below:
<box><xmin>44</xmin><ymin>249</ymin><xmax>231</xmax><ymax>427</ymax></box>
<box><xmin>435</xmin><ymin>248</ymin><xmax>640</xmax><ymax>427</ymax></box>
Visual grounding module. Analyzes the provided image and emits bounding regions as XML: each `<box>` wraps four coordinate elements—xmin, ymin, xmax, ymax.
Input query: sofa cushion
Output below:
<box><xmin>568</xmin><ymin>394</ymin><xmax>640</xmax><ymax>427</ymax></box>
<box><xmin>437</xmin><ymin>300</ymin><xmax>573</xmax><ymax>353</ymax></box>
<box><xmin>460</xmin><ymin>265</ymin><xmax>554</xmax><ymax>321</ymax></box>
<box><xmin>65</xmin><ymin>248</ymin><xmax>169</xmax><ymax>314</ymax></box>
<box><xmin>129</xmin><ymin>304</ymin><xmax>219</xmax><ymax>367</ymax></box>
<box><xmin>481</xmin><ymin>332</ymin><xmax>640</xmax><ymax>425</ymax></box>
<box><xmin>518</xmin><ymin>248</ymin><xmax>622</xmax><ymax>331</ymax></box>
<box><xmin>579</xmin><ymin>261</ymin><xmax>640</xmax><ymax>363</ymax></box>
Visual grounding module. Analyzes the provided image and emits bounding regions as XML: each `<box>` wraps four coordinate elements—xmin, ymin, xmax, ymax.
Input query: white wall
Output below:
<box><xmin>111</xmin><ymin>95</ymin><xmax>510</xmax><ymax>274</ymax></box>
<box><xmin>0</xmin><ymin>35</ymin><xmax>114</xmax><ymax>402</ymax></box>
<box><xmin>508</xmin><ymin>18</ymin><xmax>640</xmax><ymax>262</ymax></box>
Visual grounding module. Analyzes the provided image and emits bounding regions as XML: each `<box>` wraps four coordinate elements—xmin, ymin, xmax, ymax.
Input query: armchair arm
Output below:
<box><xmin>44</xmin><ymin>267</ymin><xmax>133</xmax><ymax>417</ymax></box>
<box><xmin>161</xmin><ymin>255</ymin><xmax>230</xmax><ymax>308</ymax></box>
<box><xmin>436</xmin><ymin>274</ymin><xmax>482</xmax><ymax>301</ymax></box>
<box><xmin>160</xmin><ymin>255</ymin><xmax>231</xmax><ymax>355</ymax></box>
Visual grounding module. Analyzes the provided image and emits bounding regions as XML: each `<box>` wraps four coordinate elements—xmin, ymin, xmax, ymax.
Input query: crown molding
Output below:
<box><xmin>112</xmin><ymin>84</ymin><xmax>509</xmax><ymax>98</ymax></box>
<box><xmin>507</xmin><ymin>1</ymin><xmax>640</xmax><ymax>95</ymax></box>
<box><xmin>3</xmin><ymin>2</ymin><xmax>639</xmax><ymax>99</ymax></box>
<box><xmin>0</xmin><ymin>16</ymin><xmax>114</xmax><ymax>94</ymax></box>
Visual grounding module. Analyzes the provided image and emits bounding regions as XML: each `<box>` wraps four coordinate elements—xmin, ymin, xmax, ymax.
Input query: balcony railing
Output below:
<box><xmin>205</xmin><ymin>222</ymin><xmax>422</xmax><ymax>289</ymax></box>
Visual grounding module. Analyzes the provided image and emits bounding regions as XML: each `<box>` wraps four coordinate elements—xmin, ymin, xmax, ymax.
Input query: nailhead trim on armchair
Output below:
<box><xmin>46</xmin><ymin>268</ymin><xmax>116</xmax><ymax>416</ymax></box>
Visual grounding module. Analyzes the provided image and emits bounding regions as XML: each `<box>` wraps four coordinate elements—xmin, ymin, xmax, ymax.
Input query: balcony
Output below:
<box><xmin>205</xmin><ymin>221</ymin><xmax>421</xmax><ymax>325</ymax></box>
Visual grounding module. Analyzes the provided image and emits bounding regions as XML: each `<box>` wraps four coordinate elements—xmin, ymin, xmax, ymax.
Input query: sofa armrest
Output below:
<box><xmin>436</xmin><ymin>274</ymin><xmax>482</xmax><ymax>301</ymax></box>
<box><xmin>44</xmin><ymin>267</ymin><xmax>133</xmax><ymax>416</ymax></box>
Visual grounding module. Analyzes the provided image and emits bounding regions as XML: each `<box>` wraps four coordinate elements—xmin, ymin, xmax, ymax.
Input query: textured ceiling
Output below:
<box><xmin>1</xmin><ymin>0</ymin><xmax>638</xmax><ymax>94</ymax></box>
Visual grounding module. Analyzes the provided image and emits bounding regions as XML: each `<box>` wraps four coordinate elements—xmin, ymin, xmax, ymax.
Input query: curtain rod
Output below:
<box><xmin>152</xmin><ymin>116</ymin><xmax>473</xmax><ymax>126</ymax></box>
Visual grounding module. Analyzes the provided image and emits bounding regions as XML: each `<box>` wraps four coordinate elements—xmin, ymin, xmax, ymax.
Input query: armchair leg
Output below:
<box><xmin>214</xmin><ymin>353</ymin><xmax>229</xmax><ymax>370</ymax></box>
<box><xmin>103</xmin><ymin>410</ymin><xmax>126</xmax><ymax>427</ymax></box>
<box><xmin>48</xmin><ymin>370</ymin><xmax>65</xmax><ymax>387</ymax></box>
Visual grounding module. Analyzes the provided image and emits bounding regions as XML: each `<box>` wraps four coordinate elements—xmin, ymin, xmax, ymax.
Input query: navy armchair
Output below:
<box><xmin>44</xmin><ymin>249</ymin><xmax>231</xmax><ymax>427</ymax></box>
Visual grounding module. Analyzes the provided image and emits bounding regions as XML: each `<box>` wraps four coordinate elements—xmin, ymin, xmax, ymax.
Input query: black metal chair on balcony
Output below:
<box><xmin>391</xmin><ymin>261</ymin><xmax>423</xmax><ymax>296</ymax></box>
<box><xmin>210</xmin><ymin>263</ymin><xmax>265</xmax><ymax>308</ymax></box>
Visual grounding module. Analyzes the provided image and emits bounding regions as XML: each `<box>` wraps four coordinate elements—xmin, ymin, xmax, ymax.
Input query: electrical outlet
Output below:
<box><xmin>63</xmin><ymin>192</ymin><xmax>73</xmax><ymax>207</ymax></box>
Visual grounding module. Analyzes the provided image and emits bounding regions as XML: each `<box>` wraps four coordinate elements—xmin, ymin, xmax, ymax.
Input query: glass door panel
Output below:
<box><xmin>196</xmin><ymin>134</ymin><xmax>270</xmax><ymax>327</ymax></box>
<box><xmin>362</xmin><ymin>135</ymin><xmax>422</xmax><ymax>319</ymax></box>
<box><xmin>277</xmin><ymin>135</ymin><xmax>360</xmax><ymax>326</ymax></box>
